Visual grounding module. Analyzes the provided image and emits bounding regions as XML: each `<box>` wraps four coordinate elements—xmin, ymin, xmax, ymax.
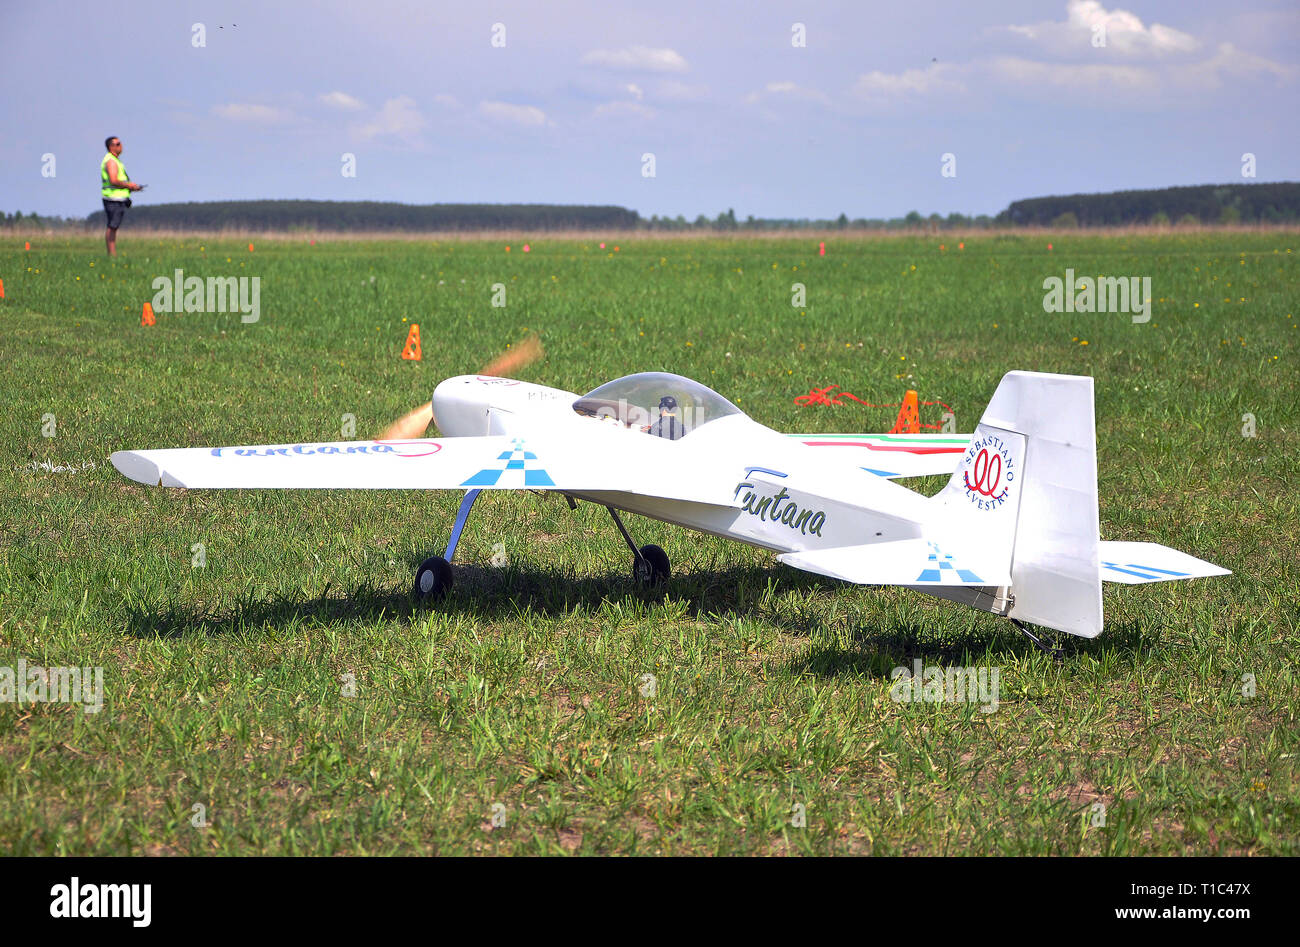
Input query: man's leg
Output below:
<box><xmin>106</xmin><ymin>226</ymin><xmax>117</xmax><ymax>256</ymax></box>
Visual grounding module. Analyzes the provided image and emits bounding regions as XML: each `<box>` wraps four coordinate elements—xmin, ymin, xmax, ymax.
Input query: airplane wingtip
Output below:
<box><xmin>111</xmin><ymin>450</ymin><xmax>162</xmax><ymax>486</ymax></box>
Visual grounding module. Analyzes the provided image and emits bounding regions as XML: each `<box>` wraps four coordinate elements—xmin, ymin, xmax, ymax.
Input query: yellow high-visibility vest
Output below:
<box><xmin>101</xmin><ymin>153</ymin><xmax>130</xmax><ymax>200</ymax></box>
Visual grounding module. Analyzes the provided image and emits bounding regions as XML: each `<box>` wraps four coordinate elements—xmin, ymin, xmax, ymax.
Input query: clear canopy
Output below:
<box><xmin>572</xmin><ymin>372</ymin><xmax>742</xmax><ymax>439</ymax></box>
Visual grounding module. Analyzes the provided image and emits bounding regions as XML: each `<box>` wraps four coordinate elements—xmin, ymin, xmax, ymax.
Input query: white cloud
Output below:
<box><xmin>851</xmin><ymin>64</ymin><xmax>966</xmax><ymax>100</ymax></box>
<box><xmin>624</xmin><ymin>83</ymin><xmax>644</xmax><ymax>101</ymax></box>
<box><xmin>1192</xmin><ymin>41</ymin><xmax>1295</xmax><ymax>85</ymax></box>
<box><xmin>1006</xmin><ymin>1</ymin><xmax>1199</xmax><ymax>56</ymax></box>
<box><xmin>988</xmin><ymin>42</ymin><xmax>1294</xmax><ymax>101</ymax></box>
<box><xmin>212</xmin><ymin>103</ymin><xmax>295</xmax><ymax>123</ymax></box>
<box><xmin>432</xmin><ymin>93</ymin><xmax>461</xmax><ymax>109</ymax></box>
<box><xmin>593</xmin><ymin>101</ymin><xmax>655</xmax><ymax>120</ymax></box>
<box><xmin>988</xmin><ymin>56</ymin><xmax>1151</xmax><ymax>92</ymax></box>
<box><xmin>744</xmin><ymin>81</ymin><xmax>831</xmax><ymax>107</ymax></box>
<box><xmin>655</xmin><ymin>79</ymin><xmax>709</xmax><ymax>100</ymax></box>
<box><xmin>479</xmin><ymin>101</ymin><xmax>547</xmax><ymax>126</ymax></box>
<box><xmin>319</xmin><ymin>91</ymin><xmax>365</xmax><ymax>111</ymax></box>
<box><xmin>355</xmin><ymin>96</ymin><xmax>427</xmax><ymax>141</ymax></box>
<box><xmin>581</xmin><ymin>46</ymin><xmax>688</xmax><ymax>73</ymax></box>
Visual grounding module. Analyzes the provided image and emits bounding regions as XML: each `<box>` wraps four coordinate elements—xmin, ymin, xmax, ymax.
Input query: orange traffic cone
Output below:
<box><xmin>24</xmin><ymin>242</ymin><xmax>30</xmax><ymax>251</ymax></box>
<box><xmin>889</xmin><ymin>390</ymin><xmax>920</xmax><ymax>434</ymax></box>
<box><xmin>401</xmin><ymin>323</ymin><xmax>421</xmax><ymax>360</ymax></box>
<box><xmin>141</xmin><ymin>301</ymin><xmax>155</xmax><ymax>326</ymax></box>
<box><xmin>0</xmin><ymin>278</ymin><xmax>5</xmax><ymax>298</ymax></box>
<box><xmin>248</xmin><ymin>242</ymin><xmax>255</xmax><ymax>252</ymax></box>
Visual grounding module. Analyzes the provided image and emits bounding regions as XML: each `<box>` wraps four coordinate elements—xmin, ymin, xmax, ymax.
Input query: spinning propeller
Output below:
<box><xmin>380</xmin><ymin>335</ymin><xmax>544</xmax><ymax>440</ymax></box>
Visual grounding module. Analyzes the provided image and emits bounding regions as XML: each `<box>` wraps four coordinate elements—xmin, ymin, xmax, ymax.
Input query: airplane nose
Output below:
<box><xmin>433</xmin><ymin>376</ymin><xmax>491</xmax><ymax>436</ymax></box>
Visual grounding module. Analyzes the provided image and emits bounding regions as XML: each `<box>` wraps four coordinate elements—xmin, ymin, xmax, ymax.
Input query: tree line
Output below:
<box><xmin>3</xmin><ymin>182</ymin><xmax>1297</xmax><ymax>232</ymax></box>
<box><xmin>73</xmin><ymin>200</ymin><xmax>640</xmax><ymax>232</ymax></box>
<box><xmin>997</xmin><ymin>182</ymin><xmax>1300</xmax><ymax>227</ymax></box>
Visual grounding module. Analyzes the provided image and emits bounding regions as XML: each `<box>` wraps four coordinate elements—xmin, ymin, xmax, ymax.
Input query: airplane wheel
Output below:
<box><xmin>633</xmin><ymin>544</ymin><xmax>670</xmax><ymax>586</ymax></box>
<box><xmin>413</xmin><ymin>555</ymin><xmax>453</xmax><ymax>602</ymax></box>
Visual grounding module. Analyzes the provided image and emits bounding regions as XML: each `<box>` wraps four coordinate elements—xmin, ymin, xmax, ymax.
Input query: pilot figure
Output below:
<box><xmin>648</xmin><ymin>395</ymin><xmax>685</xmax><ymax>440</ymax></box>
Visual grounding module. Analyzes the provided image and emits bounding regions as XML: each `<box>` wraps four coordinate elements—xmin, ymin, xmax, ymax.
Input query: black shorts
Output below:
<box><xmin>103</xmin><ymin>199</ymin><xmax>128</xmax><ymax>229</ymax></box>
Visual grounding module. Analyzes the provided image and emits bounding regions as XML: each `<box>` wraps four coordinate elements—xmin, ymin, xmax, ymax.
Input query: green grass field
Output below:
<box><xmin>1</xmin><ymin>230</ymin><xmax>1296</xmax><ymax>854</ymax></box>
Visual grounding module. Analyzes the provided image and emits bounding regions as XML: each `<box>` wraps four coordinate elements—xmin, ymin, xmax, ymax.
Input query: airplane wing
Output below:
<box><xmin>786</xmin><ymin>433</ymin><xmax>971</xmax><ymax>478</ymax></box>
<box><xmin>111</xmin><ymin>432</ymin><xmax>733</xmax><ymax>505</ymax></box>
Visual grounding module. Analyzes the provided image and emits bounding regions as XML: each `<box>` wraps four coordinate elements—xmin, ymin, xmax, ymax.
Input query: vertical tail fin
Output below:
<box><xmin>928</xmin><ymin>371</ymin><xmax>1103</xmax><ymax>637</ymax></box>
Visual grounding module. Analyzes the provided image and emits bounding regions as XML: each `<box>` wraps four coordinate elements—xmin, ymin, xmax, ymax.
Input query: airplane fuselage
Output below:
<box><xmin>432</xmin><ymin>374</ymin><xmax>936</xmax><ymax>557</ymax></box>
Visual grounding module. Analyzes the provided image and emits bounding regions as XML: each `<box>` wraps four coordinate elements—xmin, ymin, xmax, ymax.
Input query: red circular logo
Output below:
<box><xmin>374</xmin><ymin>440</ymin><xmax>443</xmax><ymax>458</ymax></box>
<box><xmin>964</xmin><ymin>448</ymin><xmax>1008</xmax><ymax>500</ymax></box>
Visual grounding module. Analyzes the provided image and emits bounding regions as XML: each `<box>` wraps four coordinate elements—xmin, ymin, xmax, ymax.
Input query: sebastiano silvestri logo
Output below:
<box><xmin>209</xmin><ymin>441</ymin><xmax>442</xmax><ymax>458</ymax></box>
<box><xmin>960</xmin><ymin>435</ymin><xmax>1016</xmax><ymax>512</ymax></box>
<box><xmin>733</xmin><ymin>482</ymin><xmax>826</xmax><ymax>536</ymax></box>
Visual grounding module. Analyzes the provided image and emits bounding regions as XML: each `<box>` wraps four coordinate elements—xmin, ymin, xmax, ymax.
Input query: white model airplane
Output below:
<box><xmin>112</xmin><ymin>370</ymin><xmax>1228</xmax><ymax>645</ymax></box>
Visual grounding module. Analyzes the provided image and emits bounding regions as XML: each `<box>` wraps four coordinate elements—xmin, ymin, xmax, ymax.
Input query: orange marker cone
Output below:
<box><xmin>889</xmin><ymin>390</ymin><xmax>920</xmax><ymax>434</ymax></box>
<box><xmin>248</xmin><ymin>242</ymin><xmax>255</xmax><ymax>252</ymax></box>
<box><xmin>141</xmin><ymin>301</ymin><xmax>155</xmax><ymax>326</ymax></box>
<box><xmin>818</xmin><ymin>241</ymin><xmax>825</xmax><ymax>256</ymax></box>
<box><xmin>24</xmin><ymin>242</ymin><xmax>30</xmax><ymax>251</ymax></box>
<box><xmin>0</xmin><ymin>278</ymin><xmax>5</xmax><ymax>298</ymax></box>
<box><xmin>401</xmin><ymin>323</ymin><xmax>421</xmax><ymax>360</ymax></box>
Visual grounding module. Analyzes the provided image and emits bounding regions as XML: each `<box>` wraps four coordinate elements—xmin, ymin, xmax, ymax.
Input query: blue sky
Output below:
<box><xmin>4</xmin><ymin>0</ymin><xmax>1297</xmax><ymax>220</ymax></box>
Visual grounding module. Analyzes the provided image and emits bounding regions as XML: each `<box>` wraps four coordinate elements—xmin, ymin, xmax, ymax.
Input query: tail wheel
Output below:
<box><xmin>633</xmin><ymin>544</ymin><xmax>670</xmax><ymax>586</ymax></box>
<box><xmin>413</xmin><ymin>555</ymin><xmax>453</xmax><ymax>602</ymax></box>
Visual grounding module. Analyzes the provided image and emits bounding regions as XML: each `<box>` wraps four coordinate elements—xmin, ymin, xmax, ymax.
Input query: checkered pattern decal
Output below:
<box><xmin>460</xmin><ymin>438</ymin><xmax>555</xmax><ymax>488</ymax></box>
<box><xmin>915</xmin><ymin>542</ymin><xmax>984</xmax><ymax>584</ymax></box>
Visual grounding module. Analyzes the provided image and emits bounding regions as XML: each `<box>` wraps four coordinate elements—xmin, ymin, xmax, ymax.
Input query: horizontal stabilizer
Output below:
<box><xmin>787</xmin><ymin>433</ymin><xmax>970</xmax><ymax>478</ymax></box>
<box><xmin>778</xmin><ymin>539</ymin><xmax>1011</xmax><ymax>587</ymax></box>
<box><xmin>1098</xmin><ymin>541</ymin><xmax>1231</xmax><ymax>584</ymax></box>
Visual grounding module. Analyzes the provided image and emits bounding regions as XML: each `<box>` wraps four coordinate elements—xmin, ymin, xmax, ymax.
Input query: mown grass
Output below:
<box><xmin>0</xmin><ymin>231</ymin><xmax>1296</xmax><ymax>854</ymax></box>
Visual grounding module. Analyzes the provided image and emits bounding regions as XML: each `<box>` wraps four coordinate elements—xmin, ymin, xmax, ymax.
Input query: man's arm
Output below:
<box><xmin>105</xmin><ymin>158</ymin><xmax>142</xmax><ymax>191</ymax></box>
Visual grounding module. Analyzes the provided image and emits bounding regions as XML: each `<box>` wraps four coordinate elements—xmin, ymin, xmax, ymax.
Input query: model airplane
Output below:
<box><xmin>111</xmin><ymin>369</ymin><xmax>1229</xmax><ymax>644</ymax></box>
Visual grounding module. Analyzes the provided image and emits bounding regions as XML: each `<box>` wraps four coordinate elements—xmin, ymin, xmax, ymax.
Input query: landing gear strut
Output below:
<box><xmin>414</xmin><ymin>492</ymin><xmax>672</xmax><ymax>602</ymax></box>
<box><xmin>413</xmin><ymin>488</ymin><xmax>482</xmax><ymax>602</ymax></box>
<box><xmin>605</xmin><ymin>505</ymin><xmax>670</xmax><ymax>586</ymax></box>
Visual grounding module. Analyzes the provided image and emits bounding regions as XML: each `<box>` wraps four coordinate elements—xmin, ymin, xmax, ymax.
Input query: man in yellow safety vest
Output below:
<box><xmin>101</xmin><ymin>136</ymin><xmax>144</xmax><ymax>256</ymax></box>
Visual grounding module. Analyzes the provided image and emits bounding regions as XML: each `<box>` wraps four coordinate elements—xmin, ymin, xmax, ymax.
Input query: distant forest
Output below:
<box><xmin>75</xmin><ymin>200</ymin><xmax>640</xmax><ymax>232</ymax></box>
<box><xmin>4</xmin><ymin>182</ymin><xmax>1298</xmax><ymax>232</ymax></box>
<box><xmin>1000</xmin><ymin>183</ymin><xmax>1300</xmax><ymax>227</ymax></box>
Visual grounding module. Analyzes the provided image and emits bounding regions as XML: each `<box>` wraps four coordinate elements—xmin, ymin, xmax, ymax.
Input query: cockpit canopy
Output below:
<box><xmin>572</xmin><ymin>372</ymin><xmax>743</xmax><ymax>439</ymax></box>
